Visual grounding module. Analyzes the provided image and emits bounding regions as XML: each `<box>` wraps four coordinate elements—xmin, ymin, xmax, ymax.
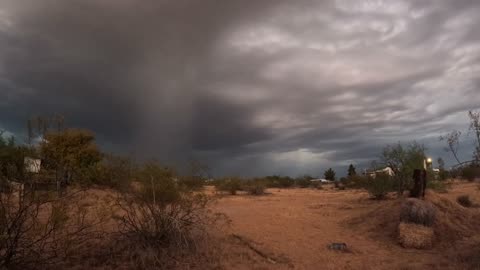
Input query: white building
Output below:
<box><xmin>24</xmin><ymin>157</ymin><xmax>41</xmax><ymax>173</ymax></box>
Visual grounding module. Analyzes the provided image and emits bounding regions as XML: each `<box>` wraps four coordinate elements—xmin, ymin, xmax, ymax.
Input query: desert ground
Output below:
<box><xmin>209</xmin><ymin>182</ymin><xmax>480</xmax><ymax>270</ymax></box>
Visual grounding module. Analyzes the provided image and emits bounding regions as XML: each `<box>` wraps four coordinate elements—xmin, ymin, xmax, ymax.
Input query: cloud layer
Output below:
<box><xmin>1</xmin><ymin>0</ymin><xmax>479</xmax><ymax>176</ymax></box>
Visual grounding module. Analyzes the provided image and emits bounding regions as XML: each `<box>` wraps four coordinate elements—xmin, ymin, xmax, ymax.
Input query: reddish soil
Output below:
<box><xmin>211</xmin><ymin>182</ymin><xmax>480</xmax><ymax>270</ymax></box>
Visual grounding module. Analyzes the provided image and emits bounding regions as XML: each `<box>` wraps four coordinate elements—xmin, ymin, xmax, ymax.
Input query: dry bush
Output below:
<box><xmin>0</xmin><ymin>187</ymin><xmax>105</xmax><ymax>269</ymax></box>
<box><xmin>400</xmin><ymin>198</ymin><xmax>436</xmax><ymax>227</ymax></box>
<box><xmin>456</xmin><ymin>195</ymin><xmax>473</xmax><ymax>208</ymax></box>
<box><xmin>310</xmin><ymin>181</ymin><xmax>323</xmax><ymax>190</ymax></box>
<box><xmin>113</xmin><ymin>179</ymin><xmax>224</xmax><ymax>270</ymax></box>
<box><xmin>244</xmin><ymin>180</ymin><xmax>266</xmax><ymax>195</ymax></box>
<box><xmin>427</xmin><ymin>180</ymin><xmax>450</xmax><ymax>193</ymax></box>
<box><xmin>398</xmin><ymin>222</ymin><xmax>434</xmax><ymax>249</ymax></box>
<box><xmin>215</xmin><ymin>178</ymin><xmax>242</xmax><ymax>195</ymax></box>
<box><xmin>114</xmin><ymin>191</ymin><xmax>213</xmax><ymax>248</ymax></box>
<box><xmin>295</xmin><ymin>177</ymin><xmax>312</xmax><ymax>188</ymax></box>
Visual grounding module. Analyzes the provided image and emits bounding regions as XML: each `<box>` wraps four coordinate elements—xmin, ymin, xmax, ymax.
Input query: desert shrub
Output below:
<box><xmin>82</xmin><ymin>154</ymin><xmax>135</xmax><ymax>189</ymax></box>
<box><xmin>462</xmin><ymin>166</ymin><xmax>480</xmax><ymax>181</ymax></box>
<box><xmin>427</xmin><ymin>180</ymin><xmax>449</xmax><ymax>193</ymax></box>
<box><xmin>178</xmin><ymin>160</ymin><xmax>210</xmax><ymax>191</ymax></box>
<box><xmin>115</xmin><ymin>191</ymin><xmax>212</xmax><ymax>248</ymax></box>
<box><xmin>400</xmin><ymin>198</ymin><xmax>436</xmax><ymax>227</ymax></box>
<box><xmin>348</xmin><ymin>175</ymin><xmax>369</xmax><ymax>189</ymax></box>
<box><xmin>295</xmin><ymin>177</ymin><xmax>312</xmax><ymax>188</ymax></box>
<box><xmin>215</xmin><ymin>178</ymin><xmax>242</xmax><ymax>195</ymax></box>
<box><xmin>133</xmin><ymin>162</ymin><xmax>181</xmax><ymax>204</ymax></box>
<box><xmin>334</xmin><ymin>181</ymin><xmax>346</xmax><ymax>190</ymax></box>
<box><xmin>261</xmin><ymin>176</ymin><xmax>295</xmax><ymax>188</ymax></box>
<box><xmin>456</xmin><ymin>195</ymin><xmax>473</xmax><ymax>207</ymax></box>
<box><xmin>398</xmin><ymin>222</ymin><xmax>434</xmax><ymax>249</ymax></box>
<box><xmin>310</xmin><ymin>181</ymin><xmax>323</xmax><ymax>190</ymax></box>
<box><xmin>114</xmin><ymin>164</ymin><xmax>216</xmax><ymax>250</ymax></box>
<box><xmin>365</xmin><ymin>174</ymin><xmax>394</xmax><ymax>199</ymax></box>
<box><xmin>178</xmin><ymin>176</ymin><xmax>205</xmax><ymax>191</ymax></box>
<box><xmin>244</xmin><ymin>180</ymin><xmax>266</xmax><ymax>195</ymax></box>
<box><xmin>0</xmin><ymin>189</ymin><xmax>104</xmax><ymax>269</ymax></box>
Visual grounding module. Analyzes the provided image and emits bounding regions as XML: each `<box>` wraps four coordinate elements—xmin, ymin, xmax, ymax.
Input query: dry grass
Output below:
<box><xmin>398</xmin><ymin>222</ymin><xmax>434</xmax><ymax>249</ymax></box>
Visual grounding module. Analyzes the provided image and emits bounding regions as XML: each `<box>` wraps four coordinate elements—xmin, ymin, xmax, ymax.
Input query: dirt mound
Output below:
<box><xmin>428</xmin><ymin>192</ymin><xmax>479</xmax><ymax>244</ymax></box>
<box><xmin>398</xmin><ymin>222</ymin><xmax>434</xmax><ymax>249</ymax></box>
<box><xmin>348</xmin><ymin>191</ymin><xmax>480</xmax><ymax>248</ymax></box>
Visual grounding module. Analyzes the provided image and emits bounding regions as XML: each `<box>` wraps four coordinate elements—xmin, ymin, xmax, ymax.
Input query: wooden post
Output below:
<box><xmin>411</xmin><ymin>169</ymin><xmax>427</xmax><ymax>198</ymax></box>
<box><xmin>422</xmin><ymin>169</ymin><xmax>427</xmax><ymax>198</ymax></box>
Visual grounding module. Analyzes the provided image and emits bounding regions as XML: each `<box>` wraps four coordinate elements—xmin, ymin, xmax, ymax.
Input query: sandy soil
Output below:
<box><xmin>211</xmin><ymin>182</ymin><xmax>480</xmax><ymax>270</ymax></box>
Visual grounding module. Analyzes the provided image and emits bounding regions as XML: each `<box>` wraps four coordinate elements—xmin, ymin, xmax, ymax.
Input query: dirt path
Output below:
<box><xmin>212</xmin><ymin>183</ymin><xmax>480</xmax><ymax>269</ymax></box>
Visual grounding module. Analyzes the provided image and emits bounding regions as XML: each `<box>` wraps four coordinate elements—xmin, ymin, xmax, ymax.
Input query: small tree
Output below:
<box><xmin>40</xmin><ymin>129</ymin><xmax>102</xmax><ymax>184</ymax></box>
<box><xmin>440</xmin><ymin>130</ymin><xmax>462</xmax><ymax>165</ymax></box>
<box><xmin>468</xmin><ymin>110</ymin><xmax>480</xmax><ymax>164</ymax></box>
<box><xmin>324</xmin><ymin>168</ymin><xmax>336</xmax><ymax>181</ymax></box>
<box><xmin>366</xmin><ymin>173</ymin><xmax>394</xmax><ymax>199</ymax></box>
<box><xmin>0</xmin><ymin>135</ymin><xmax>36</xmax><ymax>181</ymax></box>
<box><xmin>347</xmin><ymin>164</ymin><xmax>356</xmax><ymax>177</ymax></box>
<box><xmin>381</xmin><ymin>142</ymin><xmax>426</xmax><ymax>196</ymax></box>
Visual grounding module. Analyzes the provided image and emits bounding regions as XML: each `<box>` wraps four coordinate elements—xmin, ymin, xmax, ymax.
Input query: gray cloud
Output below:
<box><xmin>0</xmin><ymin>0</ymin><xmax>479</xmax><ymax>176</ymax></box>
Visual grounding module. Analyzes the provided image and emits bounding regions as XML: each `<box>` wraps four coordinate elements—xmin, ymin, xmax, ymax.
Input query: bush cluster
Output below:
<box><xmin>457</xmin><ymin>195</ymin><xmax>473</xmax><ymax>207</ymax></box>
<box><xmin>365</xmin><ymin>174</ymin><xmax>395</xmax><ymax>199</ymax></box>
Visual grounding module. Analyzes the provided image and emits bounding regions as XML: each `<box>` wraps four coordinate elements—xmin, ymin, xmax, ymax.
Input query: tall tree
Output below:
<box><xmin>324</xmin><ymin>168</ymin><xmax>336</xmax><ymax>181</ymax></box>
<box><xmin>347</xmin><ymin>164</ymin><xmax>356</xmax><ymax>177</ymax></box>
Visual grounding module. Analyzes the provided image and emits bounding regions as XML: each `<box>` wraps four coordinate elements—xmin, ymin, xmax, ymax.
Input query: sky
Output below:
<box><xmin>0</xmin><ymin>0</ymin><xmax>479</xmax><ymax>177</ymax></box>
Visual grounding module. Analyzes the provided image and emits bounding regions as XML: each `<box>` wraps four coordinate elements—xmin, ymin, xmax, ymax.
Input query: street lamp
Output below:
<box><xmin>424</xmin><ymin>157</ymin><xmax>433</xmax><ymax>170</ymax></box>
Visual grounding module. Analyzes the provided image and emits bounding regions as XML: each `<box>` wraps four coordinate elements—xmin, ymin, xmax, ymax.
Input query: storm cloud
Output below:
<box><xmin>0</xmin><ymin>0</ymin><xmax>479</xmax><ymax>176</ymax></box>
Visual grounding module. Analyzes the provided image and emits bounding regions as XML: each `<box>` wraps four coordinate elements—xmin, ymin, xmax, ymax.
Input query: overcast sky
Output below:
<box><xmin>0</xmin><ymin>0</ymin><xmax>479</xmax><ymax>177</ymax></box>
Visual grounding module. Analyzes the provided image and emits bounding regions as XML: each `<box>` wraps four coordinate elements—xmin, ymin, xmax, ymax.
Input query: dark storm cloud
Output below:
<box><xmin>1</xmin><ymin>0</ymin><xmax>479</xmax><ymax>176</ymax></box>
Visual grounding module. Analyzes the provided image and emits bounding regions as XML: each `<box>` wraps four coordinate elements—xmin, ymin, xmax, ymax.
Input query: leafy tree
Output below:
<box><xmin>347</xmin><ymin>164</ymin><xmax>356</xmax><ymax>177</ymax></box>
<box><xmin>40</xmin><ymin>129</ymin><xmax>102</xmax><ymax>184</ymax></box>
<box><xmin>324</xmin><ymin>168</ymin><xmax>336</xmax><ymax>181</ymax></box>
<box><xmin>381</xmin><ymin>141</ymin><xmax>426</xmax><ymax>195</ymax></box>
<box><xmin>0</xmin><ymin>134</ymin><xmax>35</xmax><ymax>181</ymax></box>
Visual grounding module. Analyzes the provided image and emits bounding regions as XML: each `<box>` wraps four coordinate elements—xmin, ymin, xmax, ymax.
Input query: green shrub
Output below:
<box><xmin>365</xmin><ymin>174</ymin><xmax>394</xmax><ymax>199</ymax></box>
<box><xmin>457</xmin><ymin>195</ymin><xmax>473</xmax><ymax>207</ymax></box>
